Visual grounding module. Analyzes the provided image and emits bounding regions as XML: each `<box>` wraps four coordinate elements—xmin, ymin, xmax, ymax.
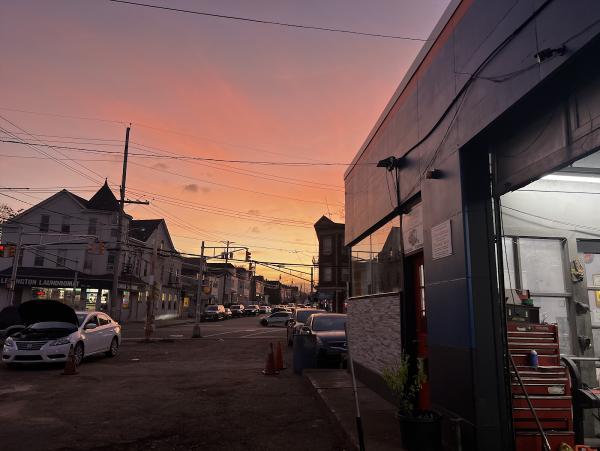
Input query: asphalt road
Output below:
<box><xmin>0</xmin><ymin>316</ymin><xmax>346</xmax><ymax>451</ymax></box>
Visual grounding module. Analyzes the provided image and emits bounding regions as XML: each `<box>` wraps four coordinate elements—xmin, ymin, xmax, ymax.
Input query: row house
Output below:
<box><xmin>0</xmin><ymin>182</ymin><xmax>182</xmax><ymax>321</ymax></box>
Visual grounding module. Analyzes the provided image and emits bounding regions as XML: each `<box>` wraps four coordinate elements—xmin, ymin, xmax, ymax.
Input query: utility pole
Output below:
<box><xmin>110</xmin><ymin>125</ymin><xmax>149</xmax><ymax>321</ymax></box>
<box><xmin>225</xmin><ymin>240</ymin><xmax>230</xmax><ymax>263</ymax></box>
<box><xmin>7</xmin><ymin>228</ymin><xmax>23</xmax><ymax>306</ymax></box>
<box><xmin>310</xmin><ymin>266</ymin><xmax>314</xmax><ymax>300</ymax></box>
<box><xmin>145</xmin><ymin>234</ymin><xmax>158</xmax><ymax>340</ymax></box>
<box><xmin>111</xmin><ymin>125</ymin><xmax>130</xmax><ymax>321</ymax></box>
<box><xmin>192</xmin><ymin>241</ymin><xmax>204</xmax><ymax>338</ymax></box>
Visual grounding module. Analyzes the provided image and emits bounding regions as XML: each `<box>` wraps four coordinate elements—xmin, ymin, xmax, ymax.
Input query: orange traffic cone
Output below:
<box><xmin>275</xmin><ymin>342</ymin><xmax>286</xmax><ymax>370</ymax></box>
<box><xmin>62</xmin><ymin>344</ymin><xmax>78</xmax><ymax>375</ymax></box>
<box><xmin>262</xmin><ymin>343</ymin><xmax>279</xmax><ymax>376</ymax></box>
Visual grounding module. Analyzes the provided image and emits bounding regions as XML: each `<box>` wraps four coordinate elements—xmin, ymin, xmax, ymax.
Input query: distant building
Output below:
<box><xmin>314</xmin><ymin>216</ymin><xmax>350</xmax><ymax>312</ymax></box>
<box><xmin>0</xmin><ymin>181</ymin><xmax>182</xmax><ymax>321</ymax></box>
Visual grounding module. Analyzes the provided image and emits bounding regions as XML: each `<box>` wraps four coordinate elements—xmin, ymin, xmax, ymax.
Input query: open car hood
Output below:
<box><xmin>0</xmin><ymin>306</ymin><xmax>22</xmax><ymax>330</ymax></box>
<box><xmin>18</xmin><ymin>300</ymin><xmax>78</xmax><ymax>327</ymax></box>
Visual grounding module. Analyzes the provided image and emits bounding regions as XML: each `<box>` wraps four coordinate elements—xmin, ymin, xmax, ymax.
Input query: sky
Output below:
<box><xmin>0</xmin><ymin>0</ymin><xmax>449</xmax><ymax>286</ymax></box>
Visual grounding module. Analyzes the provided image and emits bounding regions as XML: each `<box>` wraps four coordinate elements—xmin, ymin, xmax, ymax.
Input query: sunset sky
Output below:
<box><xmin>0</xmin><ymin>0</ymin><xmax>448</xmax><ymax>286</ymax></box>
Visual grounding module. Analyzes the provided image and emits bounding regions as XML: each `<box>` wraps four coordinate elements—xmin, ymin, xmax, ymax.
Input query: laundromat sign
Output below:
<box><xmin>1</xmin><ymin>277</ymin><xmax>78</xmax><ymax>287</ymax></box>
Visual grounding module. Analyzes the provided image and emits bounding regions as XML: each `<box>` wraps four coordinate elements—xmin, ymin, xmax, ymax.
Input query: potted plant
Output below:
<box><xmin>382</xmin><ymin>354</ymin><xmax>441</xmax><ymax>451</ymax></box>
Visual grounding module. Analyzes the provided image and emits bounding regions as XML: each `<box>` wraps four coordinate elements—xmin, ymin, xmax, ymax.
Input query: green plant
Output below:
<box><xmin>382</xmin><ymin>354</ymin><xmax>427</xmax><ymax>415</ymax></box>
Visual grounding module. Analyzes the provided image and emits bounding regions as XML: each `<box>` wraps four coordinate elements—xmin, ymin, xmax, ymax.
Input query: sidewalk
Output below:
<box><xmin>126</xmin><ymin>318</ymin><xmax>196</xmax><ymax>328</ymax></box>
<box><xmin>304</xmin><ymin>369</ymin><xmax>404</xmax><ymax>451</ymax></box>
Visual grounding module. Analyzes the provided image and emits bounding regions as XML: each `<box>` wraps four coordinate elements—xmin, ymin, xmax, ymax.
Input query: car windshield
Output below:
<box><xmin>30</xmin><ymin>321</ymin><xmax>77</xmax><ymax>332</ymax></box>
<box><xmin>312</xmin><ymin>316</ymin><xmax>346</xmax><ymax>332</ymax></box>
<box><xmin>297</xmin><ymin>310</ymin><xmax>322</xmax><ymax>323</ymax></box>
<box><xmin>76</xmin><ymin>313</ymin><xmax>87</xmax><ymax>325</ymax></box>
<box><xmin>205</xmin><ymin>306</ymin><xmax>218</xmax><ymax>311</ymax></box>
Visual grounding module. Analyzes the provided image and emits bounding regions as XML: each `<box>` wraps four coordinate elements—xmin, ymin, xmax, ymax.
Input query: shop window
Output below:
<box><xmin>34</xmin><ymin>247</ymin><xmax>45</xmax><ymax>267</ymax></box>
<box><xmin>88</xmin><ymin>218</ymin><xmax>98</xmax><ymax>235</ymax></box>
<box><xmin>61</xmin><ymin>216</ymin><xmax>70</xmax><ymax>234</ymax></box>
<box><xmin>39</xmin><ymin>215</ymin><xmax>50</xmax><ymax>233</ymax></box>
<box><xmin>502</xmin><ymin>236</ymin><xmax>571</xmax><ymax>354</ymax></box>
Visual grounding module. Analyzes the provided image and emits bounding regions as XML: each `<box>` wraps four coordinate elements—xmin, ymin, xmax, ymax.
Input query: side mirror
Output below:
<box><xmin>301</xmin><ymin>326</ymin><xmax>311</xmax><ymax>334</ymax></box>
<box><xmin>84</xmin><ymin>323</ymin><xmax>98</xmax><ymax>330</ymax></box>
<box><xmin>288</xmin><ymin>320</ymin><xmax>296</xmax><ymax>326</ymax></box>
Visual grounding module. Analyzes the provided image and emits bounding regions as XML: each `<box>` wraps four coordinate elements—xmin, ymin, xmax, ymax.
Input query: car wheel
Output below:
<box><xmin>260</xmin><ymin>318</ymin><xmax>268</xmax><ymax>327</ymax></box>
<box><xmin>105</xmin><ymin>337</ymin><xmax>119</xmax><ymax>358</ymax></box>
<box><xmin>74</xmin><ymin>342</ymin><xmax>84</xmax><ymax>366</ymax></box>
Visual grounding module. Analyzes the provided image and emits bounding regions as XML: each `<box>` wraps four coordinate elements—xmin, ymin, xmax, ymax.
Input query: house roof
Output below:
<box><xmin>87</xmin><ymin>180</ymin><xmax>120</xmax><ymax>212</ymax></box>
<box><xmin>129</xmin><ymin>219</ymin><xmax>162</xmax><ymax>242</ymax></box>
<box><xmin>314</xmin><ymin>215</ymin><xmax>344</xmax><ymax>230</ymax></box>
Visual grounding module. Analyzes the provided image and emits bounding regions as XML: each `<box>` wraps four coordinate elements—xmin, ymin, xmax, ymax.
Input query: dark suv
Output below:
<box><xmin>201</xmin><ymin>305</ymin><xmax>225</xmax><ymax>321</ymax></box>
<box><xmin>286</xmin><ymin>308</ymin><xmax>325</xmax><ymax>346</ymax></box>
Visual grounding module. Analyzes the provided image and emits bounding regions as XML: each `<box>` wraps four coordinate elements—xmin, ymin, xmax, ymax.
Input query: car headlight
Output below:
<box><xmin>3</xmin><ymin>337</ymin><xmax>15</xmax><ymax>348</ymax></box>
<box><xmin>50</xmin><ymin>337</ymin><xmax>71</xmax><ymax>346</ymax></box>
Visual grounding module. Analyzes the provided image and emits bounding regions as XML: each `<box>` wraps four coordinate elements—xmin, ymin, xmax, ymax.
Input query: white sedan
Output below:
<box><xmin>259</xmin><ymin>311</ymin><xmax>292</xmax><ymax>327</ymax></box>
<box><xmin>2</xmin><ymin>301</ymin><xmax>121</xmax><ymax>367</ymax></box>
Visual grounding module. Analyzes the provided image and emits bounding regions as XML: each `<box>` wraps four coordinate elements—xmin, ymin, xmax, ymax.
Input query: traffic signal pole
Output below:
<box><xmin>192</xmin><ymin>241</ymin><xmax>205</xmax><ymax>338</ymax></box>
<box><xmin>7</xmin><ymin>229</ymin><xmax>22</xmax><ymax>306</ymax></box>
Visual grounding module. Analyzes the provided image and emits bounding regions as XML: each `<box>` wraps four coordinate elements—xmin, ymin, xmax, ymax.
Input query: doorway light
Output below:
<box><xmin>542</xmin><ymin>174</ymin><xmax>600</xmax><ymax>184</ymax></box>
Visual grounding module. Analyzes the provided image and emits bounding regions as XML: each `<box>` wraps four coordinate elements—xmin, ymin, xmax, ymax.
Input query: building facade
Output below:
<box><xmin>0</xmin><ymin>183</ymin><xmax>182</xmax><ymax>321</ymax></box>
<box><xmin>314</xmin><ymin>216</ymin><xmax>350</xmax><ymax>312</ymax></box>
<box><xmin>344</xmin><ymin>1</ymin><xmax>600</xmax><ymax>449</ymax></box>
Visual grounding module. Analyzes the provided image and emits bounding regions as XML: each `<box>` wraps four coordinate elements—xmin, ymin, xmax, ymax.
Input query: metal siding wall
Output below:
<box><xmin>345</xmin><ymin>0</ymin><xmax>600</xmax><ymax>245</ymax></box>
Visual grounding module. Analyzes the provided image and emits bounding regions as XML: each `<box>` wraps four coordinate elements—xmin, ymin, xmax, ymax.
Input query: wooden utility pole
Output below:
<box><xmin>192</xmin><ymin>241</ymin><xmax>204</xmax><ymax>338</ymax></box>
<box><xmin>144</xmin><ymin>234</ymin><xmax>158</xmax><ymax>340</ymax></box>
<box><xmin>111</xmin><ymin>126</ymin><xmax>130</xmax><ymax>321</ymax></box>
<box><xmin>110</xmin><ymin>126</ymin><xmax>148</xmax><ymax>321</ymax></box>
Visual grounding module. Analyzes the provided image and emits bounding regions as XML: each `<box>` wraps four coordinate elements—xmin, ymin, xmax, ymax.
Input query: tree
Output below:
<box><xmin>0</xmin><ymin>203</ymin><xmax>21</xmax><ymax>223</ymax></box>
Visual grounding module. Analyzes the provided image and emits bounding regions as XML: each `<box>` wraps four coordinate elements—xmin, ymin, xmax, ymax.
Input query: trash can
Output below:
<box><xmin>292</xmin><ymin>333</ymin><xmax>317</xmax><ymax>375</ymax></box>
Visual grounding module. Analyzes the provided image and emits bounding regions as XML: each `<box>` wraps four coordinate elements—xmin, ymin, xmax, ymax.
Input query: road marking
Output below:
<box><xmin>240</xmin><ymin>330</ymin><xmax>284</xmax><ymax>338</ymax></box>
<box><xmin>202</xmin><ymin>330</ymin><xmax>241</xmax><ymax>338</ymax></box>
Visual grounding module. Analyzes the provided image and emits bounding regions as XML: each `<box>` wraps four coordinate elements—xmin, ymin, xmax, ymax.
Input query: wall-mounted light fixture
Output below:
<box><xmin>425</xmin><ymin>169</ymin><xmax>443</xmax><ymax>180</ymax></box>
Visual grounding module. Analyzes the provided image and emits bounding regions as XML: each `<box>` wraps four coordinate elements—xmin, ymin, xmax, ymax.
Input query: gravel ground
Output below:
<box><xmin>0</xmin><ymin>318</ymin><xmax>346</xmax><ymax>451</ymax></box>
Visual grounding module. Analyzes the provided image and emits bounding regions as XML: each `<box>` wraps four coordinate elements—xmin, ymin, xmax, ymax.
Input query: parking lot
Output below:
<box><xmin>0</xmin><ymin>316</ymin><xmax>345</xmax><ymax>451</ymax></box>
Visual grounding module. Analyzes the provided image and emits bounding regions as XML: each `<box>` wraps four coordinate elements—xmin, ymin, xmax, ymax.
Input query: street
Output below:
<box><xmin>0</xmin><ymin>316</ymin><xmax>345</xmax><ymax>451</ymax></box>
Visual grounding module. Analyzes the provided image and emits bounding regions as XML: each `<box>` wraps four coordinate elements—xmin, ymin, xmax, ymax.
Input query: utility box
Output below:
<box><xmin>292</xmin><ymin>334</ymin><xmax>317</xmax><ymax>375</ymax></box>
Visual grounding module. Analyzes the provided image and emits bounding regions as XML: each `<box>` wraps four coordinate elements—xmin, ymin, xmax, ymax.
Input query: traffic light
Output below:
<box><xmin>98</xmin><ymin>242</ymin><xmax>105</xmax><ymax>254</ymax></box>
<box><xmin>245</xmin><ymin>250</ymin><xmax>251</xmax><ymax>261</ymax></box>
<box><xmin>7</xmin><ymin>245</ymin><xmax>16</xmax><ymax>258</ymax></box>
<box><xmin>0</xmin><ymin>244</ymin><xmax>17</xmax><ymax>258</ymax></box>
<box><xmin>0</xmin><ymin>245</ymin><xmax>5</xmax><ymax>258</ymax></box>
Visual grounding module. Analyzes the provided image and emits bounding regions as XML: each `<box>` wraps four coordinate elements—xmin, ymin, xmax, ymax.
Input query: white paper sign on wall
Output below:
<box><xmin>431</xmin><ymin>220</ymin><xmax>453</xmax><ymax>260</ymax></box>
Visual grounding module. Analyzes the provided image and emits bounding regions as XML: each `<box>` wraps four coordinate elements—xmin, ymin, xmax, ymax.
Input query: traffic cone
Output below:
<box><xmin>262</xmin><ymin>343</ymin><xmax>279</xmax><ymax>376</ymax></box>
<box><xmin>275</xmin><ymin>342</ymin><xmax>286</xmax><ymax>370</ymax></box>
<box><xmin>62</xmin><ymin>344</ymin><xmax>78</xmax><ymax>375</ymax></box>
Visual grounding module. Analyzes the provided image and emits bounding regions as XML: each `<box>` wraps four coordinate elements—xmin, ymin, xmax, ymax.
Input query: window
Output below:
<box><xmin>143</xmin><ymin>260</ymin><xmax>148</xmax><ymax>277</ymax></box>
<box><xmin>322</xmin><ymin>236</ymin><xmax>333</xmax><ymax>255</ymax></box>
<box><xmin>84</xmin><ymin>251</ymin><xmax>93</xmax><ymax>271</ymax></box>
<box><xmin>34</xmin><ymin>247</ymin><xmax>45</xmax><ymax>267</ymax></box>
<box><xmin>88</xmin><ymin>218</ymin><xmax>98</xmax><ymax>235</ymax></box>
<box><xmin>61</xmin><ymin>216</ymin><xmax>70</xmax><ymax>234</ymax></box>
<box><xmin>321</xmin><ymin>267</ymin><xmax>332</xmax><ymax>282</ymax></box>
<box><xmin>85</xmin><ymin>315</ymin><xmax>99</xmax><ymax>327</ymax></box>
<box><xmin>98</xmin><ymin>315</ymin><xmax>109</xmax><ymax>326</ymax></box>
<box><xmin>341</xmin><ymin>268</ymin><xmax>350</xmax><ymax>282</ymax></box>
<box><xmin>502</xmin><ymin>237</ymin><xmax>571</xmax><ymax>354</ymax></box>
<box><xmin>39</xmin><ymin>215</ymin><xmax>50</xmax><ymax>232</ymax></box>
<box><xmin>351</xmin><ymin>216</ymin><xmax>403</xmax><ymax>296</ymax></box>
<box><xmin>56</xmin><ymin>249</ymin><xmax>67</xmax><ymax>268</ymax></box>
<box><xmin>107</xmin><ymin>252</ymin><xmax>116</xmax><ymax>272</ymax></box>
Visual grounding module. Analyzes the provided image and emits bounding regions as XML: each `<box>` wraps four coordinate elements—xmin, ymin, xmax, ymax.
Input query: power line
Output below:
<box><xmin>0</xmin><ymin>138</ymin><xmax>360</xmax><ymax>166</ymax></box>
<box><xmin>104</xmin><ymin>0</ymin><xmax>428</xmax><ymax>41</ymax></box>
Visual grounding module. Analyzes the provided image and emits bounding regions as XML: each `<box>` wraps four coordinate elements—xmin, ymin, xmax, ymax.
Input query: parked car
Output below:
<box><xmin>202</xmin><ymin>304</ymin><xmax>226</xmax><ymax>321</ymax></box>
<box><xmin>2</xmin><ymin>300</ymin><xmax>121</xmax><ymax>367</ymax></box>
<box><xmin>223</xmin><ymin>308</ymin><xmax>233</xmax><ymax>319</ymax></box>
<box><xmin>258</xmin><ymin>305</ymin><xmax>271</xmax><ymax>314</ymax></box>
<box><xmin>271</xmin><ymin>306</ymin><xmax>290</xmax><ymax>313</ymax></box>
<box><xmin>286</xmin><ymin>308</ymin><xmax>326</xmax><ymax>346</ymax></box>
<box><xmin>229</xmin><ymin>304</ymin><xmax>245</xmax><ymax>317</ymax></box>
<box><xmin>300</xmin><ymin>313</ymin><xmax>347</xmax><ymax>367</ymax></box>
<box><xmin>244</xmin><ymin>305</ymin><xmax>260</xmax><ymax>316</ymax></box>
<box><xmin>260</xmin><ymin>311</ymin><xmax>293</xmax><ymax>327</ymax></box>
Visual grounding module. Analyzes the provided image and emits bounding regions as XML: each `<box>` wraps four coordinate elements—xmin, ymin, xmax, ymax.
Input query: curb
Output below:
<box><xmin>303</xmin><ymin>371</ymin><xmax>359</xmax><ymax>451</ymax></box>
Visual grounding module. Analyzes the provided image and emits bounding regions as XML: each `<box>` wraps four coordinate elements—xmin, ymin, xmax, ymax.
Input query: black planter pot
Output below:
<box><xmin>398</xmin><ymin>411</ymin><xmax>441</xmax><ymax>451</ymax></box>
